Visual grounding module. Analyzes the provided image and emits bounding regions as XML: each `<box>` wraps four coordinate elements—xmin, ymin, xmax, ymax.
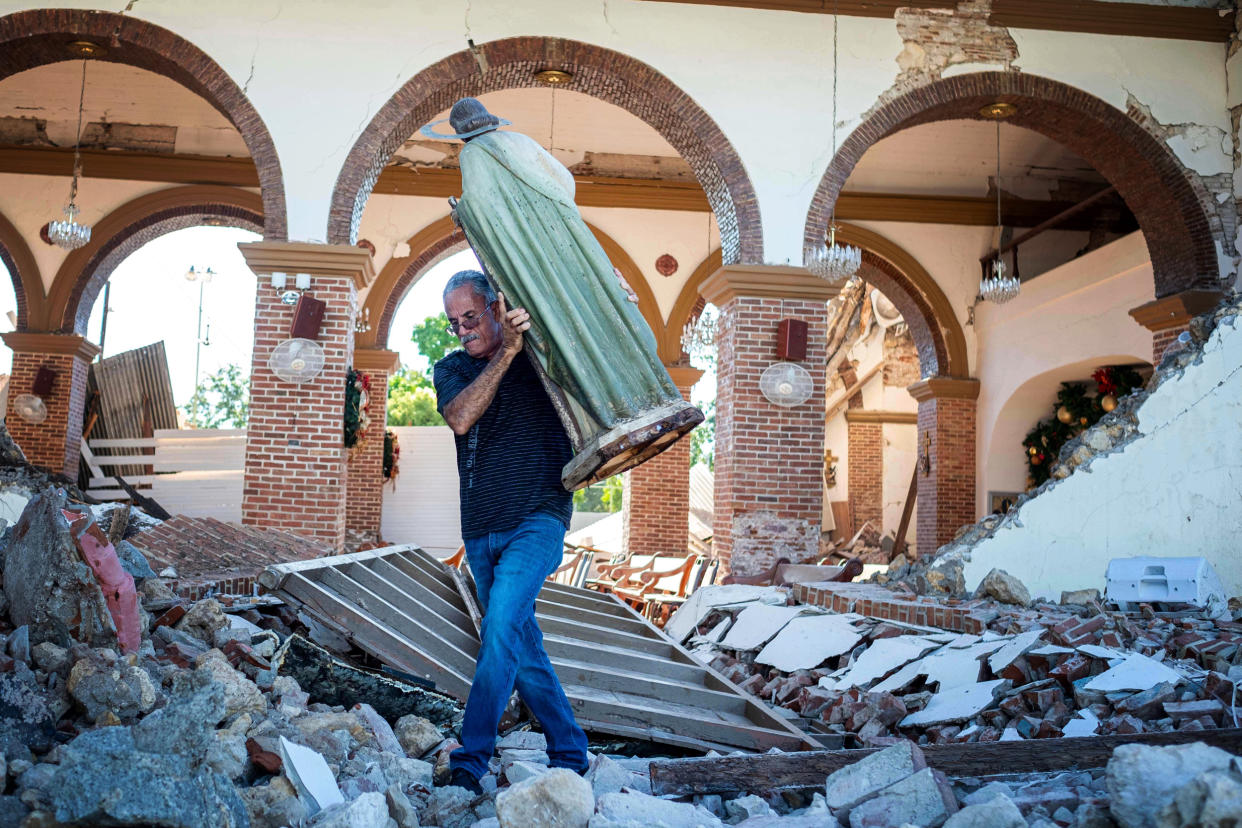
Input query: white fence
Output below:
<box><xmin>85</xmin><ymin>429</ymin><xmax>246</xmax><ymax>521</ymax></box>
<box><xmin>84</xmin><ymin>426</ymin><xmax>466</xmax><ymax>553</ymax></box>
<box><xmin>380</xmin><ymin>426</ymin><xmax>462</xmax><ymax>556</ymax></box>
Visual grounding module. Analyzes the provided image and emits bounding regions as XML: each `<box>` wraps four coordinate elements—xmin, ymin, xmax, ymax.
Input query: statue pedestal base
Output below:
<box><xmin>562</xmin><ymin>399</ymin><xmax>703</xmax><ymax>491</ymax></box>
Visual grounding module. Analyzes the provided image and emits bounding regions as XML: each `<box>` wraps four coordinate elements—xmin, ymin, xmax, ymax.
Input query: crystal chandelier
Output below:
<box><xmin>980</xmin><ymin>254</ymin><xmax>1020</xmax><ymax>304</ymax></box>
<box><xmin>808</xmin><ymin>0</ymin><xmax>860</xmax><ymax>284</ymax></box>
<box><xmin>680</xmin><ymin>304</ymin><xmax>718</xmax><ymax>365</ymax></box>
<box><xmin>978</xmin><ymin>113</ymin><xmax>1020</xmax><ymax>304</ymax></box>
<box><xmin>48</xmin><ymin>61</ymin><xmax>92</xmax><ymax>251</ymax></box>
<box><xmin>808</xmin><ymin>224</ymin><xmax>862</xmax><ymax>284</ymax></box>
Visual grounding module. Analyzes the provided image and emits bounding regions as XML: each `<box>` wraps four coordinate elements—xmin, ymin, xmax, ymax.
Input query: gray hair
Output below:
<box><xmin>443</xmin><ymin>269</ymin><xmax>497</xmax><ymax>305</ymax></box>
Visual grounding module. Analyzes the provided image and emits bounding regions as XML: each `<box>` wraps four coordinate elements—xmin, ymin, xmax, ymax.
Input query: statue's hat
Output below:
<box><xmin>420</xmin><ymin>97</ymin><xmax>512</xmax><ymax>140</ymax></box>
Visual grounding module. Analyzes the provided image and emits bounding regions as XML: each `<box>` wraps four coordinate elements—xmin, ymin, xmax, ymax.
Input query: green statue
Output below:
<box><xmin>424</xmin><ymin>97</ymin><xmax>702</xmax><ymax>489</ymax></box>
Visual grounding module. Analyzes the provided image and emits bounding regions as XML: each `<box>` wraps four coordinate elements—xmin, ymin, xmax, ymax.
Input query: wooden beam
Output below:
<box><xmin>0</xmin><ymin>144</ymin><xmax>259</xmax><ymax>187</ymax></box>
<box><xmin>650</xmin><ymin>727</ymin><xmax>1242</xmax><ymax>795</ymax></box>
<box><xmin>0</xmin><ymin>144</ymin><xmax>1132</xmax><ymax>228</ymax></box>
<box><xmin>989</xmin><ymin>0</ymin><xmax>1233</xmax><ymax>43</ymax></box>
<box><xmin>636</xmin><ymin>0</ymin><xmax>955</xmax><ymax>19</ymax></box>
<box><xmin>637</xmin><ymin>0</ymin><xmax>1232</xmax><ymax>41</ymax></box>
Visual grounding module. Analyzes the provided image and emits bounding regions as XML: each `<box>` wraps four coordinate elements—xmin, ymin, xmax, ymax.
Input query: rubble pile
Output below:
<box><xmin>676</xmin><ymin>580</ymin><xmax>1242</xmax><ymax>751</ymax></box>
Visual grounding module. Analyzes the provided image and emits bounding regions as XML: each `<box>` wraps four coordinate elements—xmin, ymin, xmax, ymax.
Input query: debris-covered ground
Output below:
<box><xmin>679</xmin><ymin>572</ymin><xmax>1242</xmax><ymax>750</ymax></box>
<box><xmin>0</xmin><ymin>421</ymin><xmax>1239</xmax><ymax>827</ymax></box>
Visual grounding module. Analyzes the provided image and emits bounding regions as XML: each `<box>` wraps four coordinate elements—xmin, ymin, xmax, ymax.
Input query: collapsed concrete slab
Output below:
<box><xmin>4</xmin><ymin>490</ymin><xmax>123</xmax><ymax>650</ymax></box>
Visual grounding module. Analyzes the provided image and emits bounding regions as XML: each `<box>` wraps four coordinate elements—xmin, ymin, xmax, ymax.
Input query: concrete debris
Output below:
<box><xmin>755</xmin><ymin>614</ymin><xmax>864</xmax><ymax>672</ymax></box>
<box><xmin>396</xmin><ymin>712</ymin><xmax>444</xmax><ymax>757</ymax></box>
<box><xmin>847</xmin><ymin>766</ymin><xmax>958</xmax><ymax>828</ymax></box>
<box><xmin>825</xmin><ymin>740</ymin><xmax>928</xmax><ymax>813</ymax></box>
<box><xmin>4</xmin><ymin>491</ymin><xmax>126</xmax><ymax>650</ymax></box>
<box><xmin>719</xmin><ymin>604</ymin><xmax>816</xmax><ymax>651</ymax></box>
<box><xmin>941</xmin><ymin>793</ymin><xmax>1026</xmax><ymax>828</ymax></box>
<box><xmin>495</xmin><ymin>767</ymin><xmax>594</xmax><ymax>827</ymax></box>
<box><xmin>976</xmin><ymin>568</ymin><xmax>1032</xmax><ymax>607</ymax></box>
<box><xmin>1107</xmin><ymin>742</ymin><xmax>1238</xmax><ymax>828</ymax></box>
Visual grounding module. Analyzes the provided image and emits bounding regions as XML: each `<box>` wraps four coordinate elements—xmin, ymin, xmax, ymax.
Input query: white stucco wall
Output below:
<box><xmin>960</xmin><ymin>308</ymin><xmax>1242</xmax><ymax>600</ymax></box>
<box><xmin>973</xmin><ymin>232</ymin><xmax>1155</xmax><ymax>514</ymax></box>
<box><xmin>9</xmin><ymin>1</ymin><xmax>1224</xmax><ymax>264</ymax></box>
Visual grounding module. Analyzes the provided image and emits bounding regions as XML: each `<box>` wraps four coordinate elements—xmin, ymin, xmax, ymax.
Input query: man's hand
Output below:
<box><xmin>496</xmin><ymin>292</ymin><xmax>531</xmax><ymax>358</ymax></box>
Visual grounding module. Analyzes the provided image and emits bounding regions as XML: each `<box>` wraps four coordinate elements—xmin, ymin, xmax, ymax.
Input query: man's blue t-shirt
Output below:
<box><xmin>433</xmin><ymin>350</ymin><xmax>574</xmax><ymax>539</ymax></box>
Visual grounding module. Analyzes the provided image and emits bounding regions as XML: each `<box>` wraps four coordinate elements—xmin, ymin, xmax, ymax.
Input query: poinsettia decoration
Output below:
<box><xmin>1022</xmin><ymin>365</ymin><xmax>1144</xmax><ymax>487</ymax></box>
<box><xmin>344</xmin><ymin>368</ymin><xmax>373</xmax><ymax>451</ymax></box>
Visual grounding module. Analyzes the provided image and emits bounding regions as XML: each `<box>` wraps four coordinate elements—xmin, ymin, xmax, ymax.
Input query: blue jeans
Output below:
<box><xmin>449</xmin><ymin>512</ymin><xmax>589</xmax><ymax>779</ymax></box>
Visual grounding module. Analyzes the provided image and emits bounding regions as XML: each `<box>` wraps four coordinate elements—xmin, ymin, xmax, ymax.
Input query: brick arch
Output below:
<box><xmin>47</xmin><ymin>186</ymin><xmax>264</xmax><ymax>334</ymax></box>
<box><xmin>365</xmin><ymin>215</ymin><xmax>664</xmax><ymax>353</ymax></box>
<box><xmin>328</xmin><ymin>36</ymin><xmax>762</xmax><ymax>265</ymax></box>
<box><xmin>834</xmin><ymin>223</ymin><xmax>969</xmax><ymax>380</ymax></box>
<box><xmin>805</xmin><ymin>72</ymin><xmax>1219</xmax><ymax>300</ymax></box>
<box><xmin>0</xmin><ymin>8</ymin><xmax>286</xmax><ymax>241</ymax></box>
<box><xmin>0</xmin><ymin>209</ymin><xmax>44</xmax><ymax>332</ymax></box>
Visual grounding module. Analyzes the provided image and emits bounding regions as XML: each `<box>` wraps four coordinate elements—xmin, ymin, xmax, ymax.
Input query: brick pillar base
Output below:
<box><xmin>701</xmin><ymin>265</ymin><xmax>837</xmax><ymax>577</ymax></box>
<box><xmin>909</xmin><ymin>377</ymin><xmax>979</xmax><ymax>560</ymax></box>
<box><xmin>845</xmin><ymin>412</ymin><xmax>883</xmax><ymax>532</ymax></box>
<box><xmin>346</xmin><ymin>348</ymin><xmax>399</xmax><ymax>547</ymax></box>
<box><xmin>1129</xmin><ymin>288</ymin><xmax>1224</xmax><ymax>365</ymax></box>
<box><xmin>621</xmin><ymin>363</ymin><xmax>702</xmax><ymax>556</ymax></box>
<box><xmin>1</xmin><ymin>333</ymin><xmax>99</xmax><ymax>477</ymax></box>
<box><xmin>239</xmin><ymin>242</ymin><xmax>374</xmax><ymax>551</ymax></box>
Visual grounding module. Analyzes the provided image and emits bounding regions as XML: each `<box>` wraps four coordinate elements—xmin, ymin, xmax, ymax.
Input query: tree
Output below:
<box><xmin>572</xmin><ymin>474</ymin><xmax>623</xmax><ymax>513</ymax></box>
<box><xmin>387</xmin><ymin>367</ymin><xmax>444</xmax><ymax>426</ymax></box>
<box><xmin>386</xmin><ymin>312</ymin><xmax>461</xmax><ymax>426</ymax></box>
<box><xmin>410</xmin><ymin>313</ymin><xmax>458</xmax><ymax>381</ymax></box>
<box><xmin>184</xmin><ymin>363</ymin><xmax>249</xmax><ymax>428</ymax></box>
<box><xmin>689</xmin><ymin>399</ymin><xmax>715</xmax><ymax>470</ymax></box>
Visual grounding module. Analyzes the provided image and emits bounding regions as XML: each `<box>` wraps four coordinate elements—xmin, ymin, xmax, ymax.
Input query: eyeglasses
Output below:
<box><xmin>446</xmin><ymin>302</ymin><xmax>495</xmax><ymax>334</ymax></box>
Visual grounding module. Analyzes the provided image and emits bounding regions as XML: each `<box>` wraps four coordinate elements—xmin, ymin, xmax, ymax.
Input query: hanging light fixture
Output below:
<box><xmin>807</xmin><ymin>0</ymin><xmax>861</xmax><ymax>284</ymax></box>
<box><xmin>48</xmin><ymin>60</ymin><xmax>93</xmax><ymax>251</ymax></box>
<box><xmin>979</xmin><ymin>103</ymin><xmax>1021</xmax><ymax>304</ymax></box>
<box><xmin>681</xmin><ymin>304</ymin><xmax>718</xmax><ymax>366</ymax></box>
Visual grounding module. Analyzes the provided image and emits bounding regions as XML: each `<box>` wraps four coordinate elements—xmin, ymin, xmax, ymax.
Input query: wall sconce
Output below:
<box><xmin>270</xmin><ymin>271</ymin><xmax>304</xmax><ymax>305</ymax></box>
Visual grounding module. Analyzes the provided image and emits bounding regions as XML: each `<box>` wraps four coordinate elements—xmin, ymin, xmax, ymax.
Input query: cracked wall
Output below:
<box><xmin>937</xmin><ymin>292</ymin><xmax>1242</xmax><ymax>600</ymax></box>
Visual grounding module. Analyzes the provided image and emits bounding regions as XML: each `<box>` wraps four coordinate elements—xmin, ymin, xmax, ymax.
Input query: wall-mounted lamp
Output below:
<box><xmin>270</xmin><ymin>271</ymin><xmax>307</xmax><ymax>305</ymax></box>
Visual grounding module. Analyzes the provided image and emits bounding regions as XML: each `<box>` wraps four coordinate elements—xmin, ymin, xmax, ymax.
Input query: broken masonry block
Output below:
<box><xmin>272</xmin><ymin>634</ymin><xmax>461</xmax><ymax>731</ymax></box>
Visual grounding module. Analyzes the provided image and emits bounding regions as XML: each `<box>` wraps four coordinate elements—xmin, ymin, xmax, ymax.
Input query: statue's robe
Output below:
<box><xmin>454</xmin><ymin>130</ymin><xmax>682</xmax><ymax>437</ymax></box>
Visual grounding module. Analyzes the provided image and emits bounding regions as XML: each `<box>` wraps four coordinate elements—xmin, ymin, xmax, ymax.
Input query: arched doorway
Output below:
<box><xmin>805</xmin><ymin>72</ymin><xmax>1220</xmax><ymax>298</ymax></box>
<box><xmin>47</xmin><ymin>186</ymin><xmax>264</xmax><ymax>334</ymax></box>
<box><xmin>0</xmin><ymin>9</ymin><xmax>285</xmax><ymax>243</ymax></box>
<box><xmin>328</xmin><ymin>36</ymin><xmax>761</xmax><ymax>265</ymax></box>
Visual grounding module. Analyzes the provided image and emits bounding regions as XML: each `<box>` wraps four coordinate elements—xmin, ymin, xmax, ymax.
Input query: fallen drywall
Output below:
<box><xmin>943</xmin><ymin>294</ymin><xmax>1242</xmax><ymax>600</ymax></box>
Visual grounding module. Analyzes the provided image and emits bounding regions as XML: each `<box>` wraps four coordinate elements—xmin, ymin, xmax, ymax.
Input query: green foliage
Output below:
<box><xmin>344</xmin><ymin>368</ymin><xmax>371</xmax><ymax>448</ymax></box>
<box><xmin>384</xmin><ymin>313</ymin><xmax>459</xmax><ymax>427</ymax></box>
<box><xmin>410</xmin><ymin>313</ymin><xmax>458</xmax><ymax>380</ymax></box>
<box><xmin>387</xmin><ymin>367</ymin><xmax>444</xmax><ymax>426</ymax></box>
<box><xmin>183</xmin><ymin>363</ymin><xmax>249</xmax><ymax>428</ymax></box>
<box><xmin>690</xmin><ymin>399</ymin><xmax>716</xmax><ymax>470</ymax></box>
<box><xmin>572</xmin><ymin>475</ymin><xmax>623</xmax><ymax>513</ymax></box>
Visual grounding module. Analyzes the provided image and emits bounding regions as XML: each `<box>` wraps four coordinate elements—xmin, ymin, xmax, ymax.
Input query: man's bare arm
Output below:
<box><xmin>441</xmin><ymin>294</ymin><xmax>532</xmax><ymax>435</ymax></box>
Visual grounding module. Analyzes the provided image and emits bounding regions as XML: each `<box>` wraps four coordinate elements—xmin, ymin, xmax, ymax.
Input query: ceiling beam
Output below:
<box><xmin>636</xmin><ymin>0</ymin><xmax>1234</xmax><ymax>41</ymax></box>
<box><xmin>0</xmin><ymin>144</ymin><xmax>1131</xmax><ymax>230</ymax></box>
<box><xmin>635</xmin><ymin>0</ymin><xmax>954</xmax><ymax>19</ymax></box>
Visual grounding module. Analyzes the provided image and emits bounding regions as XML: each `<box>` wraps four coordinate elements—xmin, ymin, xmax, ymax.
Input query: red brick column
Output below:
<box><xmin>346</xmin><ymin>348</ymin><xmax>399</xmax><ymax>547</ymax></box>
<box><xmin>1129</xmin><ymin>288</ymin><xmax>1223</xmax><ymax>364</ymax></box>
<box><xmin>701</xmin><ymin>265</ymin><xmax>837</xmax><ymax>577</ymax></box>
<box><xmin>238</xmin><ymin>242</ymin><xmax>374</xmax><ymax>551</ymax></box>
<box><xmin>908</xmin><ymin>377</ymin><xmax>979</xmax><ymax>560</ymax></box>
<box><xmin>621</xmin><ymin>363</ymin><xmax>702</xmax><ymax>557</ymax></box>
<box><xmin>0</xmin><ymin>333</ymin><xmax>99</xmax><ymax>477</ymax></box>
<box><xmin>845</xmin><ymin>411</ymin><xmax>883</xmax><ymax>532</ymax></box>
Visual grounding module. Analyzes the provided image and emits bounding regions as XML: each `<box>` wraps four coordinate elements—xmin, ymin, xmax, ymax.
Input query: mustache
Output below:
<box><xmin>460</xmin><ymin>333</ymin><xmax>480</xmax><ymax>344</ymax></box>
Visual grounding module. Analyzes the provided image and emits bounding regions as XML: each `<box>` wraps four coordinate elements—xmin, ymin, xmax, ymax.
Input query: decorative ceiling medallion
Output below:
<box><xmin>655</xmin><ymin>254</ymin><xmax>678</xmax><ymax>277</ymax></box>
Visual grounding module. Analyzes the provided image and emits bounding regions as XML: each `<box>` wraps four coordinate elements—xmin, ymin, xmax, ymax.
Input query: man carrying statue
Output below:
<box><xmin>428</xmin><ymin>98</ymin><xmax>701</xmax><ymax>792</ymax></box>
